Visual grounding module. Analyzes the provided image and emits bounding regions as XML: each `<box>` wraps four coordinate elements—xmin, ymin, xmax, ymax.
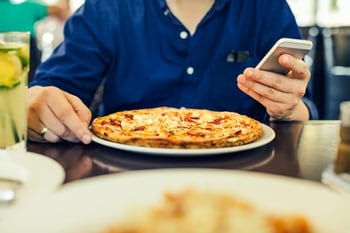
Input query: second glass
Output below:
<box><xmin>0</xmin><ymin>32</ymin><xmax>30</xmax><ymax>155</ymax></box>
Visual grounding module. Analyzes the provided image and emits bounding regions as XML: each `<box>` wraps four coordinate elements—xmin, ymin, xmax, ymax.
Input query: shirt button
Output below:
<box><xmin>187</xmin><ymin>67</ymin><xmax>194</xmax><ymax>75</ymax></box>
<box><xmin>180</xmin><ymin>31</ymin><xmax>188</xmax><ymax>39</ymax></box>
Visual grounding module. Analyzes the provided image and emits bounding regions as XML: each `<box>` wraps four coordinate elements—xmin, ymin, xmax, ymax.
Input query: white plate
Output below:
<box><xmin>0</xmin><ymin>152</ymin><xmax>65</xmax><ymax>218</ymax></box>
<box><xmin>1</xmin><ymin>169</ymin><xmax>349</xmax><ymax>233</ymax></box>
<box><xmin>92</xmin><ymin>124</ymin><xmax>275</xmax><ymax>156</ymax></box>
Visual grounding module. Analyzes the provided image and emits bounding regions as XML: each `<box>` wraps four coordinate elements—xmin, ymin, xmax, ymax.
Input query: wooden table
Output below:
<box><xmin>27</xmin><ymin>120</ymin><xmax>341</xmax><ymax>184</ymax></box>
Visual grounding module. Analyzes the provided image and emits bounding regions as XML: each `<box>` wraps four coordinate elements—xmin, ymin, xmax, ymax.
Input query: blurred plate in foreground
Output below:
<box><xmin>0</xmin><ymin>169</ymin><xmax>349</xmax><ymax>233</ymax></box>
<box><xmin>0</xmin><ymin>152</ymin><xmax>65</xmax><ymax>219</ymax></box>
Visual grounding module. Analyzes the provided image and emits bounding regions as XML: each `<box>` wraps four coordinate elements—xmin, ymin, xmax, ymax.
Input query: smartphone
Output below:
<box><xmin>255</xmin><ymin>38</ymin><xmax>313</xmax><ymax>75</ymax></box>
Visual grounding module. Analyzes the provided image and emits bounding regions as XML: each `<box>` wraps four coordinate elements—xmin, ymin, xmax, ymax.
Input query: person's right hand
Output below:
<box><xmin>27</xmin><ymin>86</ymin><xmax>92</xmax><ymax>144</ymax></box>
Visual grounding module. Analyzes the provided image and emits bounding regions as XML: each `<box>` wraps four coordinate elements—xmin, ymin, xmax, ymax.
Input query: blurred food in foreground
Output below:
<box><xmin>105</xmin><ymin>188</ymin><xmax>314</xmax><ymax>233</ymax></box>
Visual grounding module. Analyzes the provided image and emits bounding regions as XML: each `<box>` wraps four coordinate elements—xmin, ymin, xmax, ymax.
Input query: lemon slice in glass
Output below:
<box><xmin>0</xmin><ymin>42</ymin><xmax>22</xmax><ymax>51</ymax></box>
<box><xmin>0</xmin><ymin>52</ymin><xmax>22</xmax><ymax>88</ymax></box>
<box><xmin>0</xmin><ymin>42</ymin><xmax>29</xmax><ymax>68</ymax></box>
<box><xmin>18</xmin><ymin>45</ymin><xmax>30</xmax><ymax>67</ymax></box>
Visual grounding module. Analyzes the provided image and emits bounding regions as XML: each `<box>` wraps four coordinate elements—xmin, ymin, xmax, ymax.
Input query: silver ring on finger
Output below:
<box><xmin>43</xmin><ymin>129</ymin><xmax>61</xmax><ymax>143</ymax></box>
<box><xmin>39</xmin><ymin>127</ymin><xmax>48</xmax><ymax>137</ymax></box>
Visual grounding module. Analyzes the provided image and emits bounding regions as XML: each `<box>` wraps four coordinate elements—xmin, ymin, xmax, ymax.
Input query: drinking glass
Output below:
<box><xmin>0</xmin><ymin>32</ymin><xmax>30</xmax><ymax>155</ymax></box>
<box><xmin>334</xmin><ymin>101</ymin><xmax>350</xmax><ymax>173</ymax></box>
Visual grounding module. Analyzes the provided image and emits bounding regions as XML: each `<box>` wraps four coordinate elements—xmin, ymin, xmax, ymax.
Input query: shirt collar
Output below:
<box><xmin>157</xmin><ymin>0</ymin><xmax>229</xmax><ymax>12</ymax></box>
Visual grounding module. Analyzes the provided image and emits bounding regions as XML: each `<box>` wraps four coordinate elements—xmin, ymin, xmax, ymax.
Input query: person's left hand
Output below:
<box><xmin>237</xmin><ymin>54</ymin><xmax>310</xmax><ymax>121</ymax></box>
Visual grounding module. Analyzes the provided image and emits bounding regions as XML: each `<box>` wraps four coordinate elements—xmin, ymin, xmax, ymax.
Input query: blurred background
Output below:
<box><xmin>1</xmin><ymin>0</ymin><xmax>350</xmax><ymax>120</ymax></box>
<box><xmin>36</xmin><ymin>0</ymin><xmax>83</xmax><ymax>60</ymax></box>
<box><xmin>0</xmin><ymin>0</ymin><xmax>84</xmax><ymax>82</ymax></box>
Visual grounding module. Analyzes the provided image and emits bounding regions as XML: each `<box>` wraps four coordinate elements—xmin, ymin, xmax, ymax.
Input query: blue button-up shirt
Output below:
<box><xmin>30</xmin><ymin>0</ymin><xmax>318</xmax><ymax>122</ymax></box>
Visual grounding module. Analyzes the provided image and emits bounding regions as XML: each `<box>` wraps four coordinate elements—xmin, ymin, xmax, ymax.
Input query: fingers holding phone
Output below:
<box><xmin>278</xmin><ymin>53</ymin><xmax>312</xmax><ymax>81</ymax></box>
<box><xmin>237</xmin><ymin>65</ymin><xmax>310</xmax><ymax>121</ymax></box>
<box><xmin>236</xmin><ymin>38</ymin><xmax>314</xmax><ymax>121</ymax></box>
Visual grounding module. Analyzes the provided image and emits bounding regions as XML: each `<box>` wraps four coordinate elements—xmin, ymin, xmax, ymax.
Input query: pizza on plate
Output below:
<box><xmin>91</xmin><ymin>106</ymin><xmax>263</xmax><ymax>149</ymax></box>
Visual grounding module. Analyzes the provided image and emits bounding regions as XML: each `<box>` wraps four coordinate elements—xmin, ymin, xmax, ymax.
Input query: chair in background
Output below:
<box><xmin>322</xmin><ymin>27</ymin><xmax>350</xmax><ymax>119</ymax></box>
<box><xmin>299</xmin><ymin>26</ymin><xmax>324</xmax><ymax>118</ymax></box>
<box><xmin>29</xmin><ymin>36</ymin><xmax>42</xmax><ymax>82</ymax></box>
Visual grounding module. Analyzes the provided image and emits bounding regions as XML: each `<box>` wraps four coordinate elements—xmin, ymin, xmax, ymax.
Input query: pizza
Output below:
<box><xmin>104</xmin><ymin>188</ymin><xmax>314</xmax><ymax>233</ymax></box>
<box><xmin>91</xmin><ymin>106</ymin><xmax>263</xmax><ymax>149</ymax></box>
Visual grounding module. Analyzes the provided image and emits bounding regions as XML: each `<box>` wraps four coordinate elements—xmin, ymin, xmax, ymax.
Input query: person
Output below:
<box><xmin>27</xmin><ymin>0</ymin><xmax>319</xmax><ymax>144</ymax></box>
<box><xmin>0</xmin><ymin>0</ymin><xmax>70</xmax><ymax>80</ymax></box>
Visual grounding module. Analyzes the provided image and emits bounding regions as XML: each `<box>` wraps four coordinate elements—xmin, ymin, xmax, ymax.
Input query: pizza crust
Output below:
<box><xmin>91</xmin><ymin>107</ymin><xmax>263</xmax><ymax>149</ymax></box>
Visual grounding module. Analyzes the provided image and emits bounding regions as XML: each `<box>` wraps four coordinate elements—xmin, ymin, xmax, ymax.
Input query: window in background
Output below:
<box><xmin>287</xmin><ymin>0</ymin><xmax>316</xmax><ymax>26</ymax></box>
<box><xmin>316</xmin><ymin>0</ymin><xmax>350</xmax><ymax>26</ymax></box>
<box><xmin>287</xmin><ymin>0</ymin><xmax>350</xmax><ymax>27</ymax></box>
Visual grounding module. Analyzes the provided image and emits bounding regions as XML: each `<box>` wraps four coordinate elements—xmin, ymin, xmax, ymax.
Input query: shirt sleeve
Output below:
<box><xmin>30</xmin><ymin>0</ymin><xmax>114</xmax><ymax>106</ymax></box>
<box><xmin>303</xmin><ymin>97</ymin><xmax>319</xmax><ymax>120</ymax></box>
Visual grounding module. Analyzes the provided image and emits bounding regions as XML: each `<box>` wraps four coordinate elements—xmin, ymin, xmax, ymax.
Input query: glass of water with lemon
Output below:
<box><xmin>0</xmin><ymin>32</ymin><xmax>30</xmax><ymax>154</ymax></box>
